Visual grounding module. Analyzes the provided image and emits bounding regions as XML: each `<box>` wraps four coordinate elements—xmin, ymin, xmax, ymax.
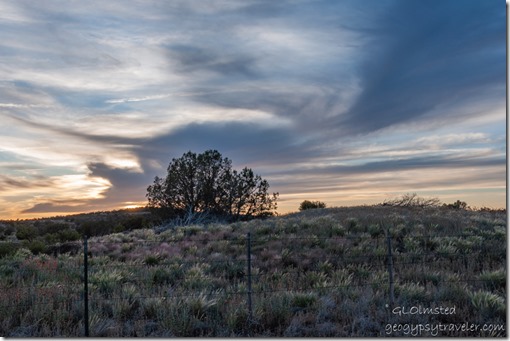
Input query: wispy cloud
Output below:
<box><xmin>0</xmin><ymin>0</ymin><xmax>505</xmax><ymax>219</ymax></box>
<box><xmin>0</xmin><ymin>103</ymin><xmax>52</xmax><ymax>108</ymax></box>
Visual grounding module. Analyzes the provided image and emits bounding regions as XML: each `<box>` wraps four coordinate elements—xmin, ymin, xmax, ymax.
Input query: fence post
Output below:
<box><xmin>246</xmin><ymin>232</ymin><xmax>253</xmax><ymax>324</ymax></box>
<box><xmin>83</xmin><ymin>236</ymin><xmax>89</xmax><ymax>337</ymax></box>
<box><xmin>386</xmin><ymin>230</ymin><xmax>395</xmax><ymax>308</ymax></box>
<box><xmin>422</xmin><ymin>252</ymin><xmax>426</xmax><ymax>290</ymax></box>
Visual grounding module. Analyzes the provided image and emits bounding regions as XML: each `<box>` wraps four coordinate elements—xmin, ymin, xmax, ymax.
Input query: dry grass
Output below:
<box><xmin>0</xmin><ymin>205</ymin><xmax>506</xmax><ymax>336</ymax></box>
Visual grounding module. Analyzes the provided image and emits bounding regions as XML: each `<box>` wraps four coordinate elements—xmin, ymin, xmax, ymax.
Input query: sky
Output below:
<box><xmin>0</xmin><ymin>0</ymin><xmax>506</xmax><ymax>220</ymax></box>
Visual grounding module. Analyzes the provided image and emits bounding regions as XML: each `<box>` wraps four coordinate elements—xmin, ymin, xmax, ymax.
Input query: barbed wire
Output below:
<box><xmin>0</xmin><ymin>226</ymin><xmax>505</xmax><ymax>338</ymax></box>
<box><xmin>0</xmin><ymin>296</ymin><xmax>83</xmax><ymax>310</ymax></box>
<box><xmin>14</xmin><ymin>275</ymin><xmax>500</xmax><ymax>307</ymax></box>
<box><xmin>82</xmin><ymin>231</ymin><xmax>504</xmax><ymax>245</ymax></box>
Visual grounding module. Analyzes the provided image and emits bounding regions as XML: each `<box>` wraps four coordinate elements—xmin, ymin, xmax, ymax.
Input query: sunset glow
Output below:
<box><xmin>0</xmin><ymin>1</ymin><xmax>505</xmax><ymax>220</ymax></box>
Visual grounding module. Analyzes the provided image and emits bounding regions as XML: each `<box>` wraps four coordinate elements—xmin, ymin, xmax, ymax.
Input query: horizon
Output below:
<box><xmin>3</xmin><ymin>197</ymin><xmax>506</xmax><ymax>222</ymax></box>
<box><xmin>0</xmin><ymin>1</ymin><xmax>506</xmax><ymax>220</ymax></box>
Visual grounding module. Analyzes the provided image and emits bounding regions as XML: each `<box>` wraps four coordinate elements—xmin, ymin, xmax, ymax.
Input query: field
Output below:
<box><xmin>0</xmin><ymin>205</ymin><xmax>506</xmax><ymax>337</ymax></box>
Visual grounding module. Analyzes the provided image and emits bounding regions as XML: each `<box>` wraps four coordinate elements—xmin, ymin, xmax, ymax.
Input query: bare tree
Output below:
<box><xmin>382</xmin><ymin>193</ymin><xmax>441</xmax><ymax>208</ymax></box>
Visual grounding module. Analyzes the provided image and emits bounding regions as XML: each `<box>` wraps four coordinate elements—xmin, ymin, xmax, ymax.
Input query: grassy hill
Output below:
<box><xmin>0</xmin><ymin>205</ymin><xmax>506</xmax><ymax>336</ymax></box>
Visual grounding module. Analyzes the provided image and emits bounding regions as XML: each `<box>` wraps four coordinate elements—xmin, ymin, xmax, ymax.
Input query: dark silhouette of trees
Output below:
<box><xmin>299</xmin><ymin>200</ymin><xmax>327</xmax><ymax>211</ymax></box>
<box><xmin>382</xmin><ymin>193</ymin><xmax>441</xmax><ymax>208</ymax></box>
<box><xmin>443</xmin><ymin>200</ymin><xmax>468</xmax><ymax>210</ymax></box>
<box><xmin>146</xmin><ymin>150</ymin><xmax>278</xmax><ymax>221</ymax></box>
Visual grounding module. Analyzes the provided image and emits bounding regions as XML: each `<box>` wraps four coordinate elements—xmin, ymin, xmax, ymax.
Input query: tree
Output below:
<box><xmin>299</xmin><ymin>200</ymin><xmax>327</xmax><ymax>211</ymax></box>
<box><xmin>146</xmin><ymin>150</ymin><xmax>278</xmax><ymax>221</ymax></box>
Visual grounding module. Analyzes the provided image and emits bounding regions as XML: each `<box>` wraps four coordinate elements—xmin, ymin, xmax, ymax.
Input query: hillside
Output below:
<box><xmin>0</xmin><ymin>205</ymin><xmax>506</xmax><ymax>337</ymax></box>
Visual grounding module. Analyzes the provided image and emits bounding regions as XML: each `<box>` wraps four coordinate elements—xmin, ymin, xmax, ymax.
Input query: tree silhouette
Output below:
<box><xmin>146</xmin><ymin>150</ymin><xmax>278</xmax><ymax>221</ymax></box>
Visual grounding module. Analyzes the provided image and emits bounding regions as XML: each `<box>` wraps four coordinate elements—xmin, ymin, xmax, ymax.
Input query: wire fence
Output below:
<box><xmin>0</xmin><ymin>229</ymin><xmax>506</xmax><ymax>337</ymax></box>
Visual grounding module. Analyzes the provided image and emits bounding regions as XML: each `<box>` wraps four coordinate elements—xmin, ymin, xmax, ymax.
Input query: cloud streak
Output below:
<box><xmin>0</xmin><ymin>0</ymin><xmax>505</xmax><ymax>219</ymax></box>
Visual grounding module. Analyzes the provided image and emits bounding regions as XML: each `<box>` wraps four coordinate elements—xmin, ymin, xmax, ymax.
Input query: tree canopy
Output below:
<box><xmin>146</xmin><ymin>150</ymin><xmax>278</xmax><ymax>221</ymax></box>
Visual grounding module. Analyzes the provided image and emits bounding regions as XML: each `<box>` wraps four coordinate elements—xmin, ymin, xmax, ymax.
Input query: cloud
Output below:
<box><xmin>85</xmin><ymin>162</ymin><xmax>149</xmax><ymax>206</ymax></box>
<box><xmin>0</xmin><ymin>0</ymin><xmax>505</xmax><ymax>218</ymax></box>
<box><xmin>167</xmin><ymin>44</ymin><xmax>258</xmax><ymax>77</ymax></box>
<box><xmin>21</xmin><ymin>202</ymin><xmax>86</xmax><ymax>214</ymax></box>
<box><xmin>134</xmin><ymin>121</ymin><xmax>322</xmax><ymax>173</ymax></box>
<box><xmin>336</xmin><ymin>0</ymin><xmax>505</xmax><ymax>134</ymax></box>
<box><xmin>0</xmin><ymin>103</ymin><xmax>51</xmax><ymax>108</ymax></box>
<box><xmin>0</xmin><ymin>174</ymin><xmax>54</xmax><ymax>190</ymax></box>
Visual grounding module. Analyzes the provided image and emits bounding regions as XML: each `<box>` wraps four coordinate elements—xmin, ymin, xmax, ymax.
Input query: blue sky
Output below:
<box><xmin>0</xmin><ymin>0</ymin><xmax>506</xmax><ymax>219</ymax></box>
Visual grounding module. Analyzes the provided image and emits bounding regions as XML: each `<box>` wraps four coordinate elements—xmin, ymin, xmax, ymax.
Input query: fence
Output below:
<box><xmin>0</xmin><ymin>227</ymin><xmax>506</xmax><ymax>337</ymax></box>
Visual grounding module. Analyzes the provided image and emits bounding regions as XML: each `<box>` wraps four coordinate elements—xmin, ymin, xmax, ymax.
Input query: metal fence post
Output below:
<box><xmin>246</xmin><ymin>232</ymin><xmax>253</xmax><ymax>324</ymax></box>
<box><xmin>386</xmin><ymin>231</ymin><xmax>395</xmax><ymax>308</ymax></box>
<box><xmin>83</xmin><ymin>236</ymin><xmax>89</xmax><ymax>337</ymax></box>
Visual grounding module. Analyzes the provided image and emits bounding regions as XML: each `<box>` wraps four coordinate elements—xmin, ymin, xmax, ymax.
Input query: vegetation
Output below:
<box><xmin>0</xmin><ymin>208</ymin><xmax>157</xmax><ymax>258</ymax></box>
<box><xmin>382</xmin><ymin>193</ymin><xmax>441</xmax><ymax>208</ymax></box>
<box><xmin>0</xmin><ymin>204</ymin><xmax>505</xmax><ymax>337</ymax></box>
<box><xmin>444</xmin><ymin>200</ymin><xmax>469</xmax><ymax>210</ymax></box>
<box><xmin>299</xmin><ymin>200</ymin><xmax>327</xmax><ymax>211</ymax></box>
<box><xmin>147</xmin><ymin>150</ymin><xmax>279</xmax><ymax>222</ymax></box>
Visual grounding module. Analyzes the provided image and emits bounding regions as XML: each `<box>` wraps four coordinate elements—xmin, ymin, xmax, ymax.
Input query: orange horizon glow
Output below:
<box><xmin>1</xmin><ymin>192</ymin><xmax>505</xmax><ymax>221</ymax></box>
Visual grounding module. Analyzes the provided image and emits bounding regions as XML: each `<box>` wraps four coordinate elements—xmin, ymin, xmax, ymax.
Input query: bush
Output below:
<box><xmin>144</xmin><ymin>254</ymin><xmax>161</xmax><ymax>266</ymax></box>
<box><xmin>15</xmin><ymin>224</ymin><xmax>38</xmax><ymax>240</ymax></box>
<box><xmin>25</xmin><ymin>239</ymin><xmax>47</xmax><ymax>255</ymax></box>
<box><xmin>152</xmin><ymin>268</ymin><xmax>173</xmax><ymax>285</ymax></box>
<box><xmin>0</xmin><ymin>242</ymin><xmax>20</xmax><ymax>258</ymax></box>
<box><xmin>299</xmin><ymin>200</ymin><xmax>326</xmax><ymax>211</ymax></box>
<box><xmin>58</xmin><ymin>228</ymin><xmax>81</xmax><ymax>242</ymax></box>
<box><xmin>122</xmin><ymin>216</ymin><xmax>148</xmax><ymax>230</ymax></box>
<box><xmin>0</xmin><ymin>223</ymin><xmax>15</xmax><ymax>240</ymax></box>
<box><xmin>443</xmin><ymin>200</ymin><xmax>468</xmax><ymax>210</ymax></box>
<box><xmin>113</xmin><ymin>223</ymin><xmax>126</xmax><ymax>233</ymax></box>
<box><xmin>479</xmin><ymin>269</ymin><xmax>506</xmax><ymax>292</ymax></box>
<box><xmin>78</xmin><ymin>220</ymin><xmax>110</xmax><ymax>237</ymax></box>
<box><xmin>43</xmin><ymin>233</ymin><xmax>60</xmax><ymax>245</ymax></box>
<box><xmin>41</xmin><ymin>222</ymin><xmax>70</xmax><ymax>235</ymax></box>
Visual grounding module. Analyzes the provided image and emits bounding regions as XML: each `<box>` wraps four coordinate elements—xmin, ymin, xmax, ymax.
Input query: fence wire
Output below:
<box><xmin>0</xmin><ymin>230</ymin><xmax>506</xmax><ymax>337</ymax></box>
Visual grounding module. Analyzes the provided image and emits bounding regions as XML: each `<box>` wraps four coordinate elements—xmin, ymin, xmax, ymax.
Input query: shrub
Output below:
<box><xmin>152</xmin><ymin>264</ymin><xmax>185</xmax><ymax>286</ymax></box>
<box><xmin>478</xmin><ymin>269</ymin><xmax>506</xmax><ymax>292</ymax></box>
<box><xmin>0</xmin><ymin>242</ymin><xmax>19</xmax><ymax>258</ymax></box>
<box><xmin>396</xmin><ymin>282</ymin><xmax>428</xmax><ymax>303</ymax></box>
<box><xmin>256</xmin><ymin>292</ymin><xmax>293</xmax><ymax>333</ymax></box>
<box><xmin>443</xmin><ymin>200</ymin><xmax>468</xmax><ymax>210</ymax></box>
<box><xmin>58</xmin><ymin>228</ymin><xmax>81</xmax><ymax>242</ymax></box>
<box><xmin>152</xmin><ymin>268</ymin><xmax>172</xmax><ymax>285</ymax></box>
<box><xmin>184</xmin><ymin>264</ymin><xmax>211</xmax><ymax>290</ymax></box>
<box><xmin>25</xmin><ymin>239</ymin><xmax>47</xmax><ymax>255</ymax></box>
<box><xmin>0</xmin><ymin>223</ymin><xmax>15</xmax><ymax>238</ymax></box>
<box><xmin>226</xmin><ymin>307</ymin><xmax>250</xmax><ymax>334</ymax></box>
<box><xmin>113</xmin><ymin>223</ymin><xmax>126</xmax><ymax>233</ymax></box>
<box><xmin>44</xmin><ymin>233</ymin><xmax>60</xmax><ymax>244</ymax></box>
<box><xmin>122</xmin><ymin>215</ymin><xmax>147</xmax><ymax>230</ymax></box>
<box><xmin>15</xmin><ymin>224</ymin><xmax>38</xmax><ymax>240</ymax></box>
<box><xmin>469</xmin><ymin>290</ymin><xmax>505</xmax><ymax>319</ymax></box>
<box><xmin>144</xmin><ymin>254</ymin><xmax>161</xmax><ymax>266</ymax></box>
<box><xmin>345</xmin><ymin>218</ymin><xmax>362</xmax><ymax>233</ymax></box>
<box><xmin>299</xmin><ymin>200</ymin><xmax>326</xmax><ymax>211</ymax></box>
<box><xmin>291</xmin><ymin>292</ymin><xmax>318</xmax><ymax>310</ymax></box>
<box><xmin>77</xmin><ymin>220</ymin><xmax>110</xmax><ymax>237</ymax></box>
<box><xmin>41</xmin><ymin>222</ymin><xmax>70</xmax><ymax>235</ymax></box>
<box><xmin>90</xmin><ymin>269</ymin><xmax>124</xmax><ymax>295</ymax></box>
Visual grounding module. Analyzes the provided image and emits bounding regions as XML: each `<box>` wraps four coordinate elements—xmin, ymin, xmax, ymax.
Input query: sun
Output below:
<box><xmin>122</xmin><ymin>202</ymin><xmax>146</xmax><ymax>210</ymax></box>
